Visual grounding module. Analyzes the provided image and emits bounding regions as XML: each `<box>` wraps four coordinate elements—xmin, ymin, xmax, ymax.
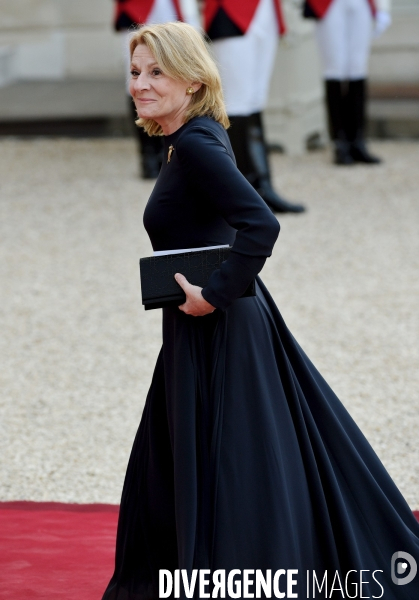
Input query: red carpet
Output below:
<box><xmin>0</xmin><ymin>502</ymin><xmax>119</xmax><ymax>600</ymax></box>
<box><xmin>0</xmin><ymin>502</ymin><xmax>418</xmax><ymax>600</ymax></box>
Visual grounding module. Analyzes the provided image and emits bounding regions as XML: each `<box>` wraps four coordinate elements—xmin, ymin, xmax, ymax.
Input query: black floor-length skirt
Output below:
<box><xmin>102</xmin><ymin>279</ymin><xmax>419</xmax><ymax>600</ymax></box>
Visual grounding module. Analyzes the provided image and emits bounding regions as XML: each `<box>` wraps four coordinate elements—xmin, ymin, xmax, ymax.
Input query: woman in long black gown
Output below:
<box><xmin>102</xmin><ymin>22</ymin><xmax>419</xmax><ymax>600</ymax></box>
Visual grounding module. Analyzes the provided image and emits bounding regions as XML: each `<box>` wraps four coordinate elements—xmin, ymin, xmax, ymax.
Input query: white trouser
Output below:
<box><xmin>210</xmin><ymin>0</ymin><xmax>278</xmax><ymax>115</ymax></box>
<box><xmin>315</xmin><ymin>0</ymin><xmax>373</xmax><ymax>80</ymax></box>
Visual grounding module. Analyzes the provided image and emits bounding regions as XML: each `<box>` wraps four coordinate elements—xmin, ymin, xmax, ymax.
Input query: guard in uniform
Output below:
<box><xmin>204</xmin><ymin>0</ymin><xmax>306</xmax><ymax>213</ymax></box>
<box><xmin>114</xmin><ymin>0</ymin><xmax>200</xmax><ymax>178</ymax></box>
<box><xmin>303</xmin><ymin>0</ymin><xmax>392</xmax><ymax>164</ymax></box>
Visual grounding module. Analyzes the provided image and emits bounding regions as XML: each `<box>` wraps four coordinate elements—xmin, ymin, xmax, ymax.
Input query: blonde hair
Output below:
<box><xmin>129</xmin><ymin>21</ymin><xmax>230</xmax><ymax>136</ymax></box>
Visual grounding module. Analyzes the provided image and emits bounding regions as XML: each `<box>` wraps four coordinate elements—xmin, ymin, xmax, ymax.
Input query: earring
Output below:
<box><xmin>186</xmin><ymin>87</ymin><xmax>194</xmax><ymax>95</ymax></box>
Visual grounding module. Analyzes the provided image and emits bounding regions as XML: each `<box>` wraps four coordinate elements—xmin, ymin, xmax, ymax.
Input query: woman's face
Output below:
<box><xmin>129</xmin><ymin>44</ymin><xmax>198</xmax><ymax>134</ymax></box>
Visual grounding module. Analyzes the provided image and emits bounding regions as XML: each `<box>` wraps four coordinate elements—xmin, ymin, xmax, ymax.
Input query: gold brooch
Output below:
<box><xmin>167</xmin><ymin>145</ymin><xmax>174</xmax><ymax>163</ymax></box>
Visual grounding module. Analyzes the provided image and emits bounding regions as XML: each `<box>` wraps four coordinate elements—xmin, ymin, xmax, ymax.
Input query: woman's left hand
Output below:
<box><xmin>175</xmin><ymin>273</ymin><xmax>216</xmax><ymax>316</ymax></box>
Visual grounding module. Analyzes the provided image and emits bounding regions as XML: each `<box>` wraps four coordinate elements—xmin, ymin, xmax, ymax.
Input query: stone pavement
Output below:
<box><xmin>0</xmin><ymin>138</ymin><xmax>418</xmax><ymax>508</ymax></box>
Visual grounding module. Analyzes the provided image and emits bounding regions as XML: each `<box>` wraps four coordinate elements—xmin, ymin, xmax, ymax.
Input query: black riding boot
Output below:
<box><xmin>128</xmin><ymin>98</ymin><xmax>164</xmax><ymax>179</ymax></box>
<box><xmin>325</xmin><ymin>79</ymin><xmax>354</xmax><ymax>165</ymax></box>
<box><xmin>345</xmin><ymin>79</ymin><xmax>381</xmax><ymax>164</ymax></box>
<box><xmin>226</xmin><ymin>115</ymin><xmax>255</xmax><ymax>181</ymax></box>
<box><xmin>228</xmin><ymin>113</ymin><xmax>305</xmax><ymax>214</ymax></box>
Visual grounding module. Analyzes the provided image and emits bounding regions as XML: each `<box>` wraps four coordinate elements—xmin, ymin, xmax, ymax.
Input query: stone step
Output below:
<box><xmin>0</xmin><ymin>79</ymin><xmax>130</xmax><ymax>137</ymax></box>
<box><xmin>368</xmin><ymin>84</ymin><xmax>419</xmax><ymax>138</ymax></box>
<box><xmin>0</xmin><ymin>79</ymin><xmax>418</xmax><ymax>139</ymax></box>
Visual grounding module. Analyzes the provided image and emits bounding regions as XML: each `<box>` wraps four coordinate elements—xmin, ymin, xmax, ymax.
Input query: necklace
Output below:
<box><xmin>167</xmin><ymin>145</ymin><xmax>174</xmax><ymax>163</ymax></box>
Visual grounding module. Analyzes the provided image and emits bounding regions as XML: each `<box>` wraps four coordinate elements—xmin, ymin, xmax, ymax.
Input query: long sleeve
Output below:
<box><xmin>175</xmin><ymin>124</ymin><xmax>280</xmax><ymax>310</ymax></box>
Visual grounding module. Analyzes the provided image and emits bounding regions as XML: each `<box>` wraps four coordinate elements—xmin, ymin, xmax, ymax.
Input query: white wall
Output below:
<box><xmin>0</xmin><ymin>0</ymin><xmax>123</xmax><ymax>83</ymax></box>
<box><xmin>1</xmin><ymin>0</ymin><xmax>418</xmax><ymax>84</ymax></box>
<box><xmin>370</xmin><ymin>11</ymin><xmax>419</xmax><ymax>83</ymax></box>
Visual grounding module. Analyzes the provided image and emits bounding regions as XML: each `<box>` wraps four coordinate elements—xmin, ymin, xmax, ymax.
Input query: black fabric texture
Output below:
<box><xmin>102</xmin><ymin>117</ymin><xmax>419</xmax><ymax>600</ymax></box>
<box><xmin>143</xmin><ymin>117</ymin><xmax>280</xmax><ymax>310</ymax></box>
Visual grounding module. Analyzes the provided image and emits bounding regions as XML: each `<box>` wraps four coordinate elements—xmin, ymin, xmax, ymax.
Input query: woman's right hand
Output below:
<box><xmin>174</xmin><ymin>273</ymin><xmax>216</xmax><ymax>317</ymax></box>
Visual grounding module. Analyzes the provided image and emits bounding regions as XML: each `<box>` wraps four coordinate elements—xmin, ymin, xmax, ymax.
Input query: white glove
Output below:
<box><xmin>374</xmin><ymin>10</ymin><xmax>392</xmax><ymax>38</ymax></box>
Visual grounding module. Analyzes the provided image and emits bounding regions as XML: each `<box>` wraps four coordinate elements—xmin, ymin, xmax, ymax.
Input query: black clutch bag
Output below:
<box><xmin>139</xmin><ymin>245</ymin><xmax>256</xmax><ymax>310</ymax></box>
